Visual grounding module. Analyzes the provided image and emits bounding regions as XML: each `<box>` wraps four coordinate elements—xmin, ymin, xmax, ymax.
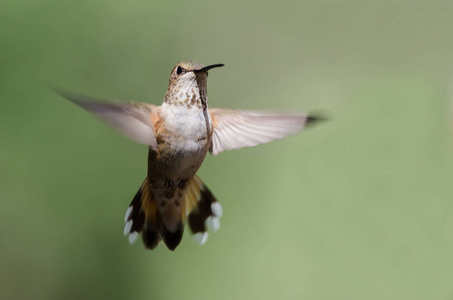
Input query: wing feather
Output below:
<box><xmin>56</xmin><ymin>90</ymin><xmax>158</xmax><ymax>149</ymax></box>
<box><xmin>210</xmin><ymin>108</ymin><xmax>315</xmax><ymax>155</ymax></box>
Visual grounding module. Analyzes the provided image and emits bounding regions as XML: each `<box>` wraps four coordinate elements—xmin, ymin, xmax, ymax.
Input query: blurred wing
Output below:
<box><xmin>56</xmin><ymin>90</ymin><xmax>158</xmax><ymax>149</ymax></box>
<box><xmin>209</xmin><ymin>108</ymin><xmax>316</xmax><ymax>155</ymax></box>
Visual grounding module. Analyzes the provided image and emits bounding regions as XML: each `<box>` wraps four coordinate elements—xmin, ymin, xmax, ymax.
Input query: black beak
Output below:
<box><xmin>194</xmin><ymin>64</ymin><xmax>225</xmax><ymax>73</ymax></box>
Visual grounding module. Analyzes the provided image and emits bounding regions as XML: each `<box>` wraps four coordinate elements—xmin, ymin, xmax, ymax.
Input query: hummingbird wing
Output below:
<box><xmin>56</xmin><ymin>90</ymin><xmax>158</xmax><ymax>149</ymax></box>
<box><xmin>209</xmin><ymin>108</ymin><xmax>320</xmax><ymax>155</ymax></box>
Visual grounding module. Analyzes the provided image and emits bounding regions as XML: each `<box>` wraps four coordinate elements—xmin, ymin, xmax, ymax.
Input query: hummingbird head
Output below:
<box><xmin>164</xmin><ymin>61</ymin><xmax>224</xmax><ymax>109</ymax></box>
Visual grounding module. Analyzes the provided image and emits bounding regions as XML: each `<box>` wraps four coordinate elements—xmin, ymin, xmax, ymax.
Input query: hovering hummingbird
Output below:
<box><xmin>57</xmin><ymin>61</ymin><xmax>322</xmax><ymax>251</ymax></box>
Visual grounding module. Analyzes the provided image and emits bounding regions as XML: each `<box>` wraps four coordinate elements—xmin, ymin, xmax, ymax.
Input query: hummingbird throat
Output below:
<box><xmin>164</xmin><ymin>74</ymin><xmax>208</xmax><ymax>110</ymax></box>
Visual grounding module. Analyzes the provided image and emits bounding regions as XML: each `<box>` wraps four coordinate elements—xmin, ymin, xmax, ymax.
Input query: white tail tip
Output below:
<box><xmin>193</xmin><ymin>232</ymin><xmax>208</xmax><ymax>246</ymax></box>
<box><xmin>128</xmin><ymin>231</ymin><xmax>139</xmax><ymax>244</ymax></box>
<box><xmin>124</xmin><ymin>220</ymin><xmax>133</xmax><ymax>236</ymax></box>
<box><xmin>206</xmin><ymin>216</ymin><xmax>221</xmax><ymax>232</ymax></box>
<box><xmin>211</xmin><ymin>202</ymin><xmax>223</xmax><ymax>218</ymax></box>
<box><xmin>124</xmin><ymin>206</ymin><xmax>133</xmax><ymax>222</ymax></box>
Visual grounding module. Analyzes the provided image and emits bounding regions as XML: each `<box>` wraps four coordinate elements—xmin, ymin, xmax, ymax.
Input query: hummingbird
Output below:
<box><xmin>56</xmin><ymin>61</ymin><xmax>322</xmax><ymax>251</ymax></box>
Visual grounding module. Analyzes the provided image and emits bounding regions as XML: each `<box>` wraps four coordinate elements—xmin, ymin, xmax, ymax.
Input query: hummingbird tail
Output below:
<box><xmin>184</xmin><ymin>175</ymin><xmax>223</xmax><ymax>246</ymax></box>
<box><xmin>124</xmin><ymin>179</ymin><xmax>161</xmax><ymax>250</ymax></box>
<box><xmin>123</xmin><ymin>176</ymin><xmax>223</xmax><ymax>250</ymax></box>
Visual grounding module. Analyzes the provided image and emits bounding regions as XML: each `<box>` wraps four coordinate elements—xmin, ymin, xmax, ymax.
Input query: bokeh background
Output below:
<box><xmin>2</xmin><ymin>1</ymin><xmax>453</xmax><ymax>299</ymax></box>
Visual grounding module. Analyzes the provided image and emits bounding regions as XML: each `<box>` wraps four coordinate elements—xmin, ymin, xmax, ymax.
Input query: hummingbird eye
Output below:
<box><xmin>176</xmin><ymin>66</ymin><xmax>183</xmax><ymax>75</ymax></box>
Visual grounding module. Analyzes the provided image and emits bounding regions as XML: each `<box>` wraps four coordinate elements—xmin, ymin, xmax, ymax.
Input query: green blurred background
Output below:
<box><xmin>2</xmin><ymin>1</ymin><xmax>453</xmax><ymax>299</ymax></box>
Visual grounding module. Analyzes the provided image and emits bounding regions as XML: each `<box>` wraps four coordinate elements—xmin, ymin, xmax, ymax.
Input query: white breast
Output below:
<box><xmin>160</xmin><ymin>102</ymin><xmax>211</xmax><ymax>152</ymax></box>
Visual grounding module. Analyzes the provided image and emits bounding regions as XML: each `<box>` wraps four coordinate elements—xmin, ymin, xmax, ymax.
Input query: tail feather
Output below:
<box><xmin>185</xmin><ymin>176</ymin><xmax>223</xmax><ymax>246</ymax></box>
<box><xmin>160</xmin><ymin>224</ymin><xmax>184</xmax><ymax>251</ymax></box>
<box><xmin>124</xmin><ymin>175</ymin><xmax>223</xmax><ymax>251</ymax></box>
<box><xmin>126</xmin><ymin>187</ymin><xmax>146</xmax><ymax>233</ymax></box>
<box><xmin>187</xmin><ymin>187</ymin><xmax>215</xmax><ymax>233</ymax></box>
<box><xmin>124</xmin><ymin>179</ymin><xmax>161</xmax><ymax>248</ymax></box>
<box><xmin>142</xmin><ymin>220</ymin><xmax>160</xmax><ymax>250</ymax></box>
